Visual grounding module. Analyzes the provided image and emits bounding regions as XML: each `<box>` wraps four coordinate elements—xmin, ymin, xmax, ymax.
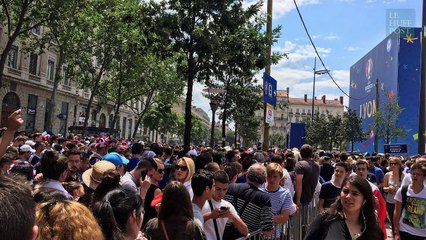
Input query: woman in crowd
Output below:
<box><xmin>174</xmin><ymin>157</ymin><xmax>195</xmax><ymax>199</ymax></box>
<box><xmin>142</xmin><ymin>158</ymin><xmax>164</xmax><ymax>227</ymax></box>
<box><xmin>38</xmin><ymin>150</ymin><xmax>72</xmax><ymax>199</ymax></box>
<box><xmin>93</xmin><ymin>188</ymin><xmax>145</xmax><ymax>240</ymax></box>
<box><xmin>393</xmin><ymin>162</ymin><xmax>426</xmax><ymax>240</ymax></box>
<box><xmin>382</xmin><ymin>156</ymin><xmax>404</xmax><ymax>236</ymax></box>
<box><xmin>304</xmin><ymin>175</ymin><xmax>383</xmax><ymax>240</ymax></box>
<box><xmin>143</xmin><ymin>181</ymin><xmax>206</xmax><ymax>240</ymax></box>
<box><xmin>36</xmin><ymin>200</ymin><xmax>104</xmax><ymax>240</ymax></box>
<box><xmin>63</xmin><ymin>181</ymin><xmax>85</xmax><ymax>201</ymax></box>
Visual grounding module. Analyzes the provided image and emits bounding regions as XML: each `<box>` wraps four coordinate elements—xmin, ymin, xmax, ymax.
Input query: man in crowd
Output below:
<box><xmin>294</xmin><ymin>144</ymin><xmax>320</xmax><ymax>208</ymax></box>
<box><xmin>191</xmin><ymin>169</ymin><xmax>214</xmax><ymax>230</ymax></box>
<box><xmin>65</xmin><ymin>149</ymin><xmax>82</xmax><ymax>182</ymax></box>
<box><xmin>202</xmin><ymin>170</ymin><xmax>248</xmax><ymax>240</ymax></box>
<box><xmin>0</xmin><ymin>175</ymin><xmax>38</xmax><ymax>240</ymax></box>
<box><xmin>224</xmin><ymin>163</ymin><xmax>273</xmax><ymax>237</ymax></box>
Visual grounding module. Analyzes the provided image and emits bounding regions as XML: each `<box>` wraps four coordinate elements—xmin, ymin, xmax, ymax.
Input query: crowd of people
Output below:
<box><xmin>0</xmin><ymin>109</ymin><xmax>425</xmax><ymax>240</ymax></box>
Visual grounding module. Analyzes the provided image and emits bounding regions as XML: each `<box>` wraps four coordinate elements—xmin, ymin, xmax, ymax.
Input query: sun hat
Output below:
<box><xmin>82</xmin><ymin>160</ymin><xmax>116</xmax><ymax>190</ymax></box>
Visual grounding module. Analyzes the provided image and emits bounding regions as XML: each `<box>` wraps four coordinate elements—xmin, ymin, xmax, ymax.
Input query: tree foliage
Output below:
<box><xmin>374</xmin><ymin>92</ymin><xmax>406</xmax><ymax>144</ymax></box>
<box><xmin>343</xmin><ymin>108</ymin><xmax>365</xmax><ymax>152</ymax></box>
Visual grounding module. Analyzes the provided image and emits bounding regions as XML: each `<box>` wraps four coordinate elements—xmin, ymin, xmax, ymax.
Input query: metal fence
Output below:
<box><xmin>240</xmin><ymin>193</ymin><xmax>320</xmax><ymax>240</ymax></box>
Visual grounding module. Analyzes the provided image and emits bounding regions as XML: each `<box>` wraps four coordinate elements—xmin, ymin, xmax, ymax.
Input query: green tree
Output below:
<box><xmin>343</xmin><ymin>108</ymin><xmax>365</xmax><ymax>152</ymax></box>
<box><xmin>270</xmin><ymin>133</ymin><xmax>286</xmax><ymax>148</ymax></box>
<box><xmin>375</xmin><ymin>92</ymin><xmax>406</xmax><ymax>144</ymax></box>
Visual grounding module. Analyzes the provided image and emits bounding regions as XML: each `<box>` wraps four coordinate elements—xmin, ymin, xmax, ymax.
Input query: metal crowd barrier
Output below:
<box><xmin>239</xmin><ymin>192</ymin><xmax>320</xmax><ymax>240</ymax></box>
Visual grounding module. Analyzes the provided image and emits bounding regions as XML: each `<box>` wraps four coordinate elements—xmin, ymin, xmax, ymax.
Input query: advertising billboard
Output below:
<box><xmin>349</xmin><ymin>27</ymin><xmax>421</xmax><ymax>155</ymax></box>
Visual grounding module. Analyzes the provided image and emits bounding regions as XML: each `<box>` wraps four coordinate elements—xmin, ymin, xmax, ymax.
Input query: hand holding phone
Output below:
<box><xmin>220</xmin><ymin>206</ymin><xmax>229</xmax><ymax>211</ymax></box>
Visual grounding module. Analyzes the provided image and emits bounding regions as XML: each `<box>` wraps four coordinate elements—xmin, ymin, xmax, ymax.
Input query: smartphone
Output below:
<box><xmin>220</xmin><ymin>206</ymin><xmax>229</xmax><ymax>211</ymax></box>
<box><xmin>141</xmin><ymin>170</ymin><xmax>147</xmax><ymax>180</ymax></box>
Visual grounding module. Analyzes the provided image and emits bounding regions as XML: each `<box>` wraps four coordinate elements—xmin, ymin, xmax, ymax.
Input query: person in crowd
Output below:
<box><xmin>224</xmin><ymin>163</ymin><xmax>273</xmax><ymax>237</ymax></box>
<box><xmin>38</xmin><ymin>150</ymin><xmax>72</xmax><ymax>199</ymax></box>
<box><xmin>393</xmin><ymin>162</ymin><xmax>426</xmax><ymax>240</ymax></box>
<box><xmin>294</xmin><ymin>144</ymin><xmax>320</xmax><ymax>208</ymax></box>
<box><xmin>202</xmin><ymin>170</ymin><xmax>248</xmax><ymax>240</ymax></box>
<box><xmin>36</xmin><ymin>200</ymin><xmax>104</xmax><ymax>240</ymax></box>
<box><xmin>63</xmin><ymin>181</ymin><xmax>85</xmax><ymax>201</ymax></box>
<box><xmin>383</xmin><ymin>156</ymin><xmax>404</xmax><ymax>236</ymax></box>
<box><xmin>80</xmin><ymin>160</ymin><xmax>116</xmax><ymax>206</ymax></box>
<box><xmin>191</xmin><ymin>169</ymin><xmax>214</xmax><ymax>230</ymax></box>
<box><xmin>92</xmin><ymin>169</ymin><xmax>122</xmax><ymax>204</ymax></box>
<box><xmin>355</xmin><ymin>159</ymin><xmax>387</xmax><ymax>238</ymax></box>
<box><xmin>175</xmin><ymin>157</ymin><xmax>196</xmax><ymax>199</ymax></box>
<box><xmin>223</xmin><ymin>163</ymin><xmax>239</xmax><ymax>183</ymax></box>
<box><xmin>0</xmin><ymin>152</ymin><xmax>14</xmax><ymax>175</ymax></box>
<box><xmin>260</xmin><ymin>162</ymin><xmax>297</xmax><ymax>239</ymax></box>
<box><xmin>33</xmin><ymin>189</ymin><xmax>68</xmax><ymax>203</ymax></box>
<box><xmin>89</xmin><ymin>138</ymin><xmax>109</xmax><ymax>165</ymax></box>
<box><xmin>367</xmin><ymin>155</ymin><xmax>384</xmax><ymax>188</ymax></box>
<box><xmin>121</xmin><ymin>158</ymin><xmax>155</xmax><ymax>193</ymax></box>
<box><xmin>80</xmin><ymin>152</ymin><xmax>91</xmax><ymax>172</ymax></box>
<box><xmin>127</xmin><ymin>142</ymin><xmax>144</xmax><ymax>172</ymax></box>
<box><xmin>28</xmin><ymin>141</ymin><xmax>45</xmax><ymax>166</ymax></box>
<box><xmin>319</xmin><ymin>161</ymin><xmax>352</xmax><ymax>212</ymax></box>
<box><xmin>304</xmin><ymin>175</ymin><xmax>384</xmax><ymax>240</ymax></box>
<box><xmin>236</xmin><ymin>156</ymin><xmax>256</xmax><ymax>183</ymax></box>
<box><xmin>204</xmin><ymin>162</ymin><xmax>220</xmax><ymax>173</ymax></box>
<box><xmin>12</xmin><ymin>135</ymin><xmax>28</xmax><ymax>148</ymax></box>
<box><xmin>320</xmin><ymin>152</ymin><xmax>335</xmax><ymax>182</ymax></box>
<box><xmin>401</xmin><ymin>155</ymin><xmax>426</xmax><ymax>186</ymax></box>
<box><xmin>195</xmin><ymin>152</ymin><xmax>213</xmax><ymax>171</ymax></box>
<box><xmin>9</xmin><ymin>160</ymin><xmax>34</xmax><ymax>183</ymax></box>
<box><xmin>102</xmin><ymin>152</ymin><xmax>129</xmax><ymax>176</ymax></box>
<box><xmin>93</xmin><ymin>188</ymin><xmax>145</xmax><ymax>240</ymax></box>
<box><xmin>0</xmin><ymin>175</ymin><xmax>38</xmax><ymax>240</ymax></box>
<box><xmin>142</xmin><ymin>158</ymin><xmax>164</xmax><ymax>227</ymax></box>
<box><xmin>19</xmin><ymin>144</ymin><xmax>34</xmax><ymax>162</ymax></box>
<box><xmin>143</xmin><ymin>181</ymin><xmax>206</xmax><ymax>240</ymax></box>
<box><xmin>64</xmin><ymin>148</ymin><xmax>82</xmax><ymax>182</ymax></box>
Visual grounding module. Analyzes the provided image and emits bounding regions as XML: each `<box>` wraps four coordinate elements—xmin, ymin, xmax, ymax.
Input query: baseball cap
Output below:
<box><xmin>102</xmin><ymin>152</ymin><xmax>129</xmax><ymax>166</ymax></box>
<box><xmin>19</xmin><ymin>145</ymin><xmax>35</xmax><ymax>153</ymax></box>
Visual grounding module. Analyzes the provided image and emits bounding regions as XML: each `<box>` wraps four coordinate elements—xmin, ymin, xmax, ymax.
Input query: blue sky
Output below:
<box><xmin>192</xmin><ymin>0</ymin><xmax>422</xmax><ymax>120</ymax></box>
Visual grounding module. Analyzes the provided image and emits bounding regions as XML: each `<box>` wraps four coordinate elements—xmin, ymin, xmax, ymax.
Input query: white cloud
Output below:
<box><xmin>345</xmin><ymin>46</ymin><xmax>363</xmax><ymax>51</ymax></box>
<box><xmin>273</xmin><ymin>40</ymin><xmax>331</xmax><ymax>63</ymax></box>
<box><xmin>192</xmin><ymin>82</ymin><xmax>212</xmax><ymax>118</ymax></box>
<box><xmin>244</xmin><ymin>0</ymin><xmax>321</xmax><ymax>20</ymax></box>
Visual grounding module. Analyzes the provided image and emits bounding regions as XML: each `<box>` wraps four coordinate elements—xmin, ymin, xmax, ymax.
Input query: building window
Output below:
<box><xmin>302</xmin><ymin>109</ymin><xmax>306</xmax><ymax>114</ymax></box>
<box><xmin>29</xmin><ymin>53</ymin><xmax>38</xmax><ymax>75</ymax></box>
<box><xmin>59</xmin><ymin>102</ymin><xmax>69</xmax><ymax>137</ymax></box>
<box><xmin>7</xmin><ymin>45</ymin><xmax>18</xmax><ymax>69</ymax></box>
<box><xmin>62</xmin><ymin>64</ymin><xmax>70</xmax><ymax>85</ymax></box>
<box><xmin>47</xmin><ymin>59</ymin><xmax>55</xmax><ymax>81</ymax></box>
<box><xmin>296</xmin><ymin>108</ymin><xmax>300</xmax><ymax>114</ymax></box>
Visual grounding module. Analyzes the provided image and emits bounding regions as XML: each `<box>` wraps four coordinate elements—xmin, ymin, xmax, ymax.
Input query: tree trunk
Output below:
<box><xmin>221</xmin><ymin>103</ymin><xmax>227</xmax><ymax>147</ymax></box>
<box><xmin>82</xmin><ymin>68</ymin><xmax>104</xmax><ymax>135</ymax></box>
<box><xmin>45</xmin><ymin>46</ymin><xmax>65</xmax><ymax>132</ymax></box>
<box><xmin>131</xmin><ymin>92</ymin><xmax>153</xmax><ymax>139</ymax></box>
<box><xmin>183</xmin><ymin>51</ymin><xmax>195</xmax><ymax>152</ymax></box>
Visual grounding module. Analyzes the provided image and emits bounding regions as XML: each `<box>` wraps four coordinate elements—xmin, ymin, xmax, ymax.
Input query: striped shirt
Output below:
<box><xmin>224</xmin><ymin>183</ymin><xmax>273</xmax><ymax>233</ymax></box>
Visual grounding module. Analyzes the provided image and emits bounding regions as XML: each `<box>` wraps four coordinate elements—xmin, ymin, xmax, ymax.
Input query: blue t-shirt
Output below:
<box><xmin>369</xmin><ymin>166</ymin><xmax>384</xmax><ymax>184</ymax></box>
<box><xmin>127</xmin><ymin>157</ymin><xmax>140</xmax><ymax>172</ymax></box>
<box><xmin>319</xmin><ymin>181</ymin><xmax>341</xmax><ymax>209</ymax></box>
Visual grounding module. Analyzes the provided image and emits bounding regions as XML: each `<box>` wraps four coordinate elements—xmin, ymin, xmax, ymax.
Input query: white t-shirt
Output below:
<box><xmin>201</xmin><ymin>198</ymin><xmax>238</xmax><ymax>240</ymax></box>
<box><xmin>394</xmin><ymin>184</ymin><xmax>426</xmax><ymax>237</ymax></box>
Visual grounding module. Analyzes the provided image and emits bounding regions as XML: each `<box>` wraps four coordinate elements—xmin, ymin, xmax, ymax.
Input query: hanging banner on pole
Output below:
<box><xmin>265</xmin><ymin>105</ymin><xmax>274</xmax><ymax>125</ymax></box>
<box><xmin>263</xmin><ymin>72</ymin><xmax>277</xmax><ymax>107</ymax></box>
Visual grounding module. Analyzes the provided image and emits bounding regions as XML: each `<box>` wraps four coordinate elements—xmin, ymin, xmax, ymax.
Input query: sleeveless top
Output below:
<box><xmin>385</xmin><ymin>172</ymin><xmax>402</xmax><ymax>204</ymax></box>
<box><xmin>142</xmin><ymin>184</ymin><xmax>159</xmax><ymax>227</ymax></box>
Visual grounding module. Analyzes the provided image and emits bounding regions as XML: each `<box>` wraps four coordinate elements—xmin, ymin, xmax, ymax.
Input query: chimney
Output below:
<box><xmin>339</xmin><ymin>96</ymin><xmax>344</xmax><ymax>105</ymax></box>
<box><xmin>286</xmin><ymin>87</ymin><xmax>290</xmax><ymax>98</ymax></box>
<box><xmin>322</xmin><ymin>95</ymin><xmax>326</xmax><ymax>104</ymax></box>
<box><xmin>304</xmin><ymin>94</ymin><xmax>307</xmax><ymax>102</ymax></box>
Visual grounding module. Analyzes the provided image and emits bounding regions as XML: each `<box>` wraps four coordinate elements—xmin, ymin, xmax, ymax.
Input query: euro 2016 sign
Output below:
<box><xmin>263</xmin><ymin>72</ymin><xmax>277</xmax><ymax>107</ymax></box>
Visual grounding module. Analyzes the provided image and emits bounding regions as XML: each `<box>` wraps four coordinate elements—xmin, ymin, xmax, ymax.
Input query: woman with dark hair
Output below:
<box><xmin>304</xmin><ymin>175</ymin><xmax>383</xmax><ymax>240</ymax></box>
<box><xmin>93</xmin><ymin>188</ymin><xmax>145</xmax><ymax>240</ymax></box>
<box><xmin>143</xmin><ymin>181</ymin><xmax>206</xmax><ymax>240</ymax></box>
<box><xmin>38</xmin><ymin>150</ymin><xmax>72</xmax><ymax>199</ymax></box>
<box><xmin>92</xmin><ymin>169</ymin><xmax>121</xmax><ymax>204</ymax></box>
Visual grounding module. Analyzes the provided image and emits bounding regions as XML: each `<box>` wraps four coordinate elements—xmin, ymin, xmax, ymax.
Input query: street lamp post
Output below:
<box><xmin>209</xmin><ymin>100</ymin><xmax>218</xmax><ymax>148</ymax></box>
<box><xmin>312</xmin><ymin>57</ymin><xmax>330</xmax><ymax>119</ymax></box>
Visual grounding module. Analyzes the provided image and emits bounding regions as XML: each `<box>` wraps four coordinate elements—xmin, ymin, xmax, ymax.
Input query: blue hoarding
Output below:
<box><xmin>263</xmin><ymin>72</ymin><xmax>277</xmax><ymax>107</ymax></box>
<box><xmin>349</xmin><ymin>27</ymin><xmax>421</xmax><ymax>155</ymax></box>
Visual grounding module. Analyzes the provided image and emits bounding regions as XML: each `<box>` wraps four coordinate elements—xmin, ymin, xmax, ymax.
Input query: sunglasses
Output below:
<box><xmin>175</xmin><ymin>165</ymin><xmax>188</xmax><ymax>171</ymax></box>
<box><xmin>157</xmin><ymin>169</ymin><xmax>165</xmax><ymax>174</ymax></box>
<box><xmin>389</xmin><ymin>163</ymin><xmax>398</xmax><ymax>165</ymax></box>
